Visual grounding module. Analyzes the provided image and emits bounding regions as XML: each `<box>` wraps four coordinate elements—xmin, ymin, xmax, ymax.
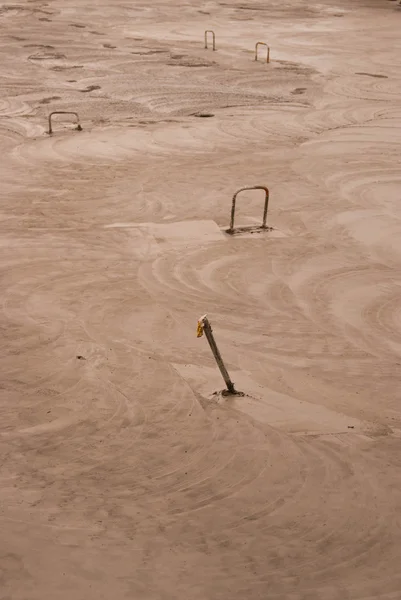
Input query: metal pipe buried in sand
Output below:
<box><xmin>228</xmin><ymin>185</ymin><xmax>270</xmax><ymax>234</ymax></box>
<box><xmin>204</xmin><ymin>30</ymin><xmax>216</xmax><ymax>51</ymax></box>
<box><xmin>48</xmin><ymin>111</ymin><xmax>82</xmax><ymax>135</ymax></box>
<box><xmin>255</xmin><ymin>42</ymin><xmax>270</xmax><ymax>63</ymax></box>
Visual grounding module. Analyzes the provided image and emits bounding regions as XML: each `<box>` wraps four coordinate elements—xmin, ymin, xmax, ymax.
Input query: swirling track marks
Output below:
<box><xmin>138</xmin><ymin>247</ymin><xmax>225</xmax><ymax>308</ymax></box>
<box><xmin>327</xmin><ymin>73</ymin><xmax>400</xmax><ymax>102</ymax></box>
<box><xmin>2</xmin><ymin>0</ymin><xmax>401</xmax><ymax>598</ymax></box>
<box><xmin>219</xmin><ymin>437</ymin><xmax>395</xmax><ymax>596</ymax></box>
<box><xmin>292</xmin><ymin>262</ymin><xmax>401</xmax><ymax>357</ymax></box>
<box><xmin>0</xmin><ymin>97</ymin><xmax>33</xmax><ymax>117</ymax></box>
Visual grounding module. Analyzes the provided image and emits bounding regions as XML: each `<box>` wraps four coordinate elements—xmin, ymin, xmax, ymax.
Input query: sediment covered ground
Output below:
<box><xmin>1</xmin><ymin>1</ymin><xmax>401</xmax><ymax>598</ymax></box>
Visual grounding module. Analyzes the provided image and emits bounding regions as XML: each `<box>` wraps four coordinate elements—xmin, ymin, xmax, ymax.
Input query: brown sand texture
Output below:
<box><xmin>1</xmin><ymin>0</ymin><xmax>401</xmax><ymax>598</ymax></box>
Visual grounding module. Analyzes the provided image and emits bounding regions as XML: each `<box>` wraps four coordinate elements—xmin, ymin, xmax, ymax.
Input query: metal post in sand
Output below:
<box><xmin>204</xmin><ymin>30</ymin><xmax>216</xmax><ymax>51</ymax></box>
<box><xmin>48</xmin><ymin>111</ymin><xmax>82</xmax><ymax>135</ymax></box>
<box><xmin>197</xmin><ymin>314</ymin><xmax>238</xmax><ymax>395</ymax></box>
<box><xmin>228</xmin><ymin>185</ymin><xmax>270</xmax><ymax>234</ymax></box>
<box><xmin>255</xmin><ymin>42</ymin><xmax>270</xmax><ymax>63</ymax></box>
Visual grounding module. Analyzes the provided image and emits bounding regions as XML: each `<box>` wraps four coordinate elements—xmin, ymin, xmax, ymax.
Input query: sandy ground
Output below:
<box><xmin>1</xmin><ymin>0</ymin><xmax>401</xmax><ymax>598</ymax></box>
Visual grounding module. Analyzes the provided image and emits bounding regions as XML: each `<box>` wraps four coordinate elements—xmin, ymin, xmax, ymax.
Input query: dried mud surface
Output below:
<box><xmin>1</xmin><ymin>1</ymin><xmax>401</xmax><ymax>599</ymax></box>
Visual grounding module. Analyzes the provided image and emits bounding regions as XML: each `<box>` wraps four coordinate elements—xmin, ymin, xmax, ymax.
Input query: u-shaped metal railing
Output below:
<box><xmin>204</xmin><ymin>30</ymin><xmax>216</xmax><ymax>51</ymax></box>
<box><xmin>228</xmin><ymin>186</ymin><xmax>270</xmax><ymax>234</ymax></box>
<box><xmin>255</xmin><ymin>42</ymin><xmax>270</xmax><ymax>63</ymax></box>
<box><xmin>48</xmin><ymin>111</ymin><xmax>82</xmax><ymax>135</ymax></box>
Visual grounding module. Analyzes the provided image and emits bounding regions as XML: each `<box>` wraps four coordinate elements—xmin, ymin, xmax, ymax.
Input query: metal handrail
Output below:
<box><xmin>255</xmin><ymin>42</ymin><xmax>270</xmax><ymax>63</ymax></box>
<box><xmin>204</xmin><ymin>30</ymin><xmax>216</xmax><ymax>51</ymax></box>
<box><xmin>228</xmin><ymin>186</ymin><xmax>270</xmax><ymax>234</ymax></box>
<box><xmin>48</xmin><ymin>111</ymin><xmax>82</xmax><ymax>135</ymax></box>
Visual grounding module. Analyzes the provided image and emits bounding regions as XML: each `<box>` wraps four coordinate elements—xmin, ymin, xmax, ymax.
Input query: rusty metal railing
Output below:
<box><xmin>204</xmin><ymin>30</ymin><xmax>216</xmax><ymax>51</ymax></box>
<box><xmin>255</xmin><ymin>42</ymin><xmax>270</xmax><ymax>63</ymax></box>
<box><xmin>228</xmin><ymin>186</ymin><xmax>270</xmax><ymax>234</ymax></box>
<box><xmin>48</xmin><ymin>111</ymin><xmax>82</xmax><ymax>135</ymax></box>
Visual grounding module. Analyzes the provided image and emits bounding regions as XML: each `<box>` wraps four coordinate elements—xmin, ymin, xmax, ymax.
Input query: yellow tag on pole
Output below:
<box><xmin>197</xmin><ymin>321</ymin><xmax>204</xmax><ymax>338</ymax></box>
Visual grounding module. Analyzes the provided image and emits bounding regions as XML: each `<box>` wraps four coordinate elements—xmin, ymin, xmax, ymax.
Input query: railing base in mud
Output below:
<box><xmin>204</xmin><ymin>30</ymin><xmax>216</xmax><ymax>51</ymax></box>
<box><xmin>255</xmin><ymin>42</ymin><xmax>270</xmax><ymax>63</ymax></box>
<box><xmin>227</xmin><ymin>186</ymin><xmax>270</xmax><ymax>234</ymax></box>
<box><xmin>48</xmin><ymin>111</ymin><xmax>82</xmax><ymax>135</ymax></box>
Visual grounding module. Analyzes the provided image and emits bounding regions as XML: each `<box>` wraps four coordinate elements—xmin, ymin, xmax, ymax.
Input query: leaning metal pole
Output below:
<box><xmin>197</xmin><ymin>315</ymin><xmax>236</xmax><ymax>394</ymax></box>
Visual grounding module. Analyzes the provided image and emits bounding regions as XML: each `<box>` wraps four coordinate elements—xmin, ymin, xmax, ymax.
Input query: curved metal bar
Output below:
<box><xmin>228</xmin><ymin>185</ymin><xmax>269</xmax><ymax>234</ymax></box>
<box><xmin>255</xmin><ymin>42</ymin><xmax>270</xmax><ymax>63</ymax></box>
<box><xmin>204</xmin><ymin>30</ymin><xmax>216</xmax><ymax>51</ymax></box>
<box><xmin>48</xmin><ymin>111</ymin><xmax>82</xmax><ymax>135</ymax></box>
